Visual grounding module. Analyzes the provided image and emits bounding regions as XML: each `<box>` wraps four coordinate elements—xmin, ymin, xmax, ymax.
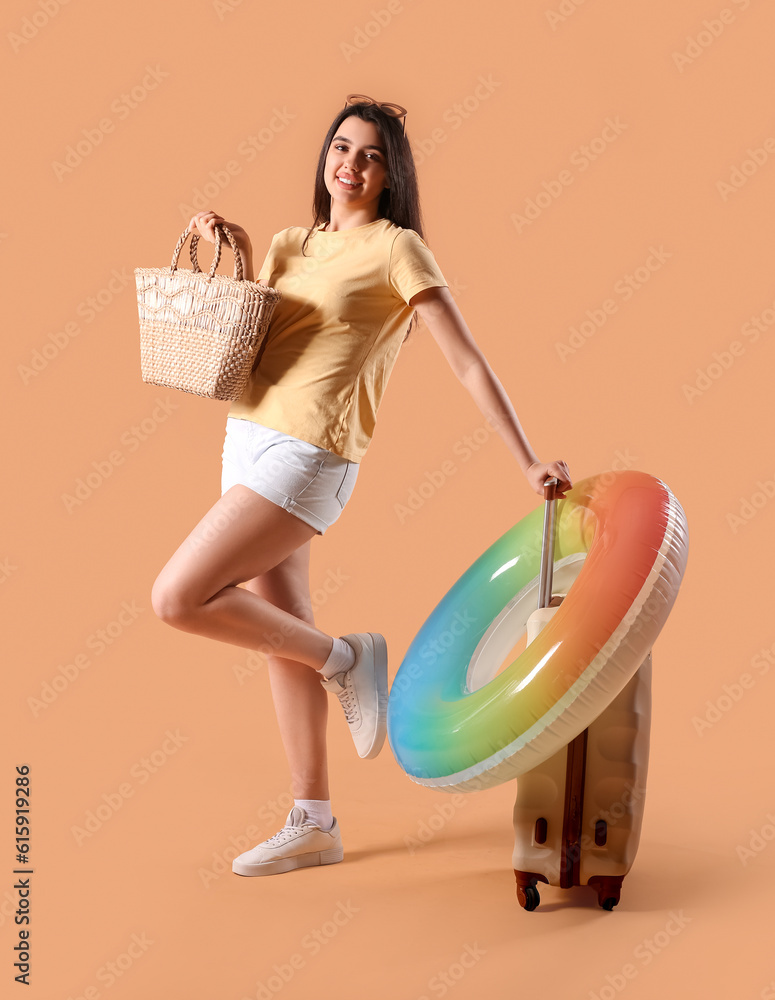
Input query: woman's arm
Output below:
<box><xmin>409</xmin><ymin>286</ymin><xmax>572</xmax><ymax>498</ymax></box>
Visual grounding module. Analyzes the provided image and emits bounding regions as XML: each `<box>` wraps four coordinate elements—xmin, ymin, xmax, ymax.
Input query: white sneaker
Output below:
<box><xmin>319</xmin><ymin>632</ymin><xmax>388</xmax><ymax>760</ymax></box>
<box><xmin>231</xmin><ymin>806</ymin><xmax>343</xmax><ymax>877</ymax></box>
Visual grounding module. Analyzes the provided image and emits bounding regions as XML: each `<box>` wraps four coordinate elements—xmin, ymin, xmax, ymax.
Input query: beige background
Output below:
<box><xmin>2</xmin><ymin>0</ymin><xmax>774</xmax><ymax>997</ymax></box>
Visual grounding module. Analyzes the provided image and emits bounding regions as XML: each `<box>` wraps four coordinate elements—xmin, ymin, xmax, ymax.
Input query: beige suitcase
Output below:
<box><xmin>512</xmin><ymin>479</ymin><xmax>652</xmax><ymax>911</ymax></box>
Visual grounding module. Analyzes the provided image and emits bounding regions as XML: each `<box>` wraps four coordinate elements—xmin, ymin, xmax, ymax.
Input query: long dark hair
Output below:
<box><xmin>301</xmin><ymin>102</ymin><xmax>427</xmax><ymax>341</ymax></box>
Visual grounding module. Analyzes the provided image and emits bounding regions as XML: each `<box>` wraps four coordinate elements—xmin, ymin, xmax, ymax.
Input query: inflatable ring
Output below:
<box><xmin>387</xmin><ymin>470</ymin><xmax>688</xmax><ymax>792</ymax></box>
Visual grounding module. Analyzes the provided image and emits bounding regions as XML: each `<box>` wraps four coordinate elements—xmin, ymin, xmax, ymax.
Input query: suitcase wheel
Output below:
<box><xmin>514</xmin><ymin>871</ymin><xmax>546</xmax><ymax>911</ymax></box>
<box><xmin>522</xmin><ymin>885</ymin><xmax>540</xmax><ymax>911</ymax></box>
<box><xmin>589</xmin><ymin>875</ymin><xmax>623</xmax><ymax>910</ymax></box>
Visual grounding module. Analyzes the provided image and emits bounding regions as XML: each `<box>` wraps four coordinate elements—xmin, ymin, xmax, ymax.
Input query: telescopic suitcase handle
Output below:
<box><xmin>537</xmin><ymin>477</ymin><xmax>559</xmax><ymax>611</ymax></box>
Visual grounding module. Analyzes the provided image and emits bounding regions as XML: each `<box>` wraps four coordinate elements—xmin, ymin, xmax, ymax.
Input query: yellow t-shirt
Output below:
<box><xmin>226</xmin><ymin>217</ymin><xmax>448</xmax><ymax>462</ymax></box>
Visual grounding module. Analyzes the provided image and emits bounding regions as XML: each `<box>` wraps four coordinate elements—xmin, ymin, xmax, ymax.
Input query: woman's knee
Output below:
<box><xmin>150</xmin><ymin>572</ymin><xmax>200</xmax><ymax>627</ymax></box>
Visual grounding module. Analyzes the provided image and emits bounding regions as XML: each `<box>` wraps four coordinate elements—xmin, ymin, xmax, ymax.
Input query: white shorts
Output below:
<box><xmin>220</xmin><ymin>417</ymin><xmax>359</xmax><ymax>535</ymax></box>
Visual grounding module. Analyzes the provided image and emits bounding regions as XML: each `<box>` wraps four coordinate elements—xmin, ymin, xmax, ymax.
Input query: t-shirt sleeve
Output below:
<box><xmin>388</xmin><ymin>229</ymin><xmax>448</xmax><ymax>305</ymax></box>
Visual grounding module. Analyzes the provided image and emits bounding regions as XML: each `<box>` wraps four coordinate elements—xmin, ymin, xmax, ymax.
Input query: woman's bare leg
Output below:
<box><xmin>242</xmin><ymin>541</ymin><xmax>330</xmax><ymax>801</ymax></box>
<box><xmin>151</xmin><ymin>485</ymin><xmax>335</xmax><ymax>669</ymax></box>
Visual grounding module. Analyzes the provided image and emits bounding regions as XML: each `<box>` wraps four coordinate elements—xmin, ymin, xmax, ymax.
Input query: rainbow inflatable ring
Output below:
<box><xmin>387</xmin><ymin>470</ymin><xmax>689</xmax><ymax>792</ymax></box>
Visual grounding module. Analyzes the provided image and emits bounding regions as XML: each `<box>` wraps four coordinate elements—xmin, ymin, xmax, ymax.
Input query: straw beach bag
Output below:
<box><xmin>135</xmin><ymin>224</ymin><xmax>281</xmax><ymax>400</ymax></box>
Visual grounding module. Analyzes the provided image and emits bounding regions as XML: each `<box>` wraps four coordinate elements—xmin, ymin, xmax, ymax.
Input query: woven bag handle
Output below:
<box><xmin>187</xmin><ymin>224</ymin><xmax>222</xmax><ymax>274</ymax></box>
<box><xmin>169</xmin><ymin>224</ymin><xmax>244</xmax><ymax>281</ymax></box>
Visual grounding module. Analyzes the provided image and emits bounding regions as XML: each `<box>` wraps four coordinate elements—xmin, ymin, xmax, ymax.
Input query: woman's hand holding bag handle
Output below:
<box><xmin>185</xmin><ymin>210</ymin><xmax>255</xmax><ymax>281</ymax></box>
<box><xmin>134</xmin><ymin>212</ymin><xmax>281</xmax><ymax>401</ymax></box>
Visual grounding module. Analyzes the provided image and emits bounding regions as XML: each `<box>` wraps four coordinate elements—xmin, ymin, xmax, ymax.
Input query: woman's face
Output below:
<box><xmin>324</xmin><ymin>115</ymin><xmax>389</xmax><ymax>214</ymax></box>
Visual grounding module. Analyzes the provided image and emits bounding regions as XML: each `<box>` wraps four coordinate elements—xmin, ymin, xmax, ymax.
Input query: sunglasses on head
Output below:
<box><xmin>343</xmin><ymin>93</ymin><xmax>407</xmax><ymax>134</ymax></box>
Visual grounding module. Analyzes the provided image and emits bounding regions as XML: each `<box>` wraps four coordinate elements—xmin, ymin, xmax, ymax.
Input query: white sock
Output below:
<box><xmin>294</xmin><ymin>798</ymin><xmax>334</xmax><ymax>831</ymax></box>
<box><xmin>318</xmin><ymin>636</ymin><xmax>356</xmax><ymax>679</ymax></box>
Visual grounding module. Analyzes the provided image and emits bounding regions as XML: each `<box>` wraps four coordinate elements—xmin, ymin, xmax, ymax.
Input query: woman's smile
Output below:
<box><xmin>336</xmin><ymin>173</ymin><xmax>363</xmax><ymax>190</ymax></box>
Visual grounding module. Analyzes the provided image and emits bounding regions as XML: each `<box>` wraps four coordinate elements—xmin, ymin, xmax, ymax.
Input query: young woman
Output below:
<box><xmin>151</xmin><ymin>94</ymin><xmax>572</xmax><ymax>878</ymax></box>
